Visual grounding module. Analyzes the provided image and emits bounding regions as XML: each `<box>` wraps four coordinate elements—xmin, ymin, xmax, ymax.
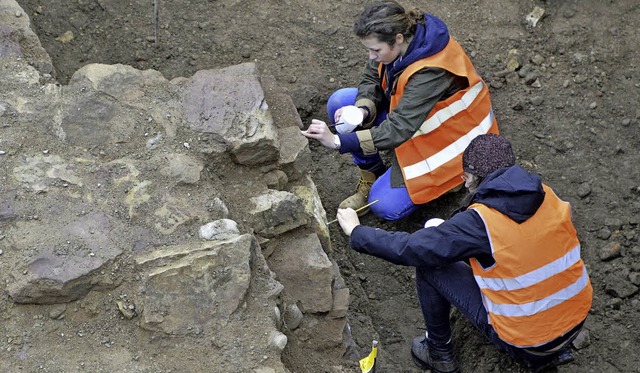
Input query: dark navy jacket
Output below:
<box><xmin>349</xmin><ymin>165</ymin><xmax>546</xmax><ymax>268</ymax></box>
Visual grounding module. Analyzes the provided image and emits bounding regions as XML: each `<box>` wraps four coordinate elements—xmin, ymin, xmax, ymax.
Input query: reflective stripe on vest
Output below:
<box><xmin>469</xmin><ymin>185</ymin><xmax>592</xmax><ymax>347</ymax></box>
<box><xmin>481</xmin><ymin>265</ymin><xmax>590</xmax><ymax>317</ymax></box>
<box><xmin>412</xmin><ymin>80</ymin><xmax>485</xmax><ymax>137</ymax></box>
<box><xmin>403</xmin><ymin>96</ymin><xmax>495</xmax><ymax>180</ymax></box>
<box><xmin>381</xmin><ymin>38</ymin><xmax>499</xmax><ymax>204</ymax></box>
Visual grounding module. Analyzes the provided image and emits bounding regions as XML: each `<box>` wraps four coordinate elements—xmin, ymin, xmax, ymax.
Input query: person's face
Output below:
<box><xmin>361</xmin><ymin>34</ymin><xmax>404</xmax><ymax>64</ymax></box>
<box><xmin>462</xmin><ymin>172</ymin><xmax>480</xmax><ymax>192</ymax></box>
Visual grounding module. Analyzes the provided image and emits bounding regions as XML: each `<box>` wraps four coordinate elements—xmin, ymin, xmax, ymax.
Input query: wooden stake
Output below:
<box><xmin>154</xmin><ymin>0</ymin><xmax>159</xmax><ymax>45</ymax></box>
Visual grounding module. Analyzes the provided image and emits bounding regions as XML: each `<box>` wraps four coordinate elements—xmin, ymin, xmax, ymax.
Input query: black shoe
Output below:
<box><xmin>528</xmin><ymin>347</ymin><xmax>575</xmax><ymax>373</ymax></box>
<box><xmin>411</xmin><ymin>335</ymin><xmax>460</xmax><ymax>373</ymax></box>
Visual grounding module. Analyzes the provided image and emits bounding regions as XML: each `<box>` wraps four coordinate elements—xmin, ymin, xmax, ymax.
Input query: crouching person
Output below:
<box><xmin>336</xmin><ymin>134</ymin><xmax>592</xmax><ymax>373</ymax></box>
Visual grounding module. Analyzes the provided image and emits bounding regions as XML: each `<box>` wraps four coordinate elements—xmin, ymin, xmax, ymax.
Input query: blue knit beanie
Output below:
<box><xmin>462</xmin><ymin>134</ymin><xmax>516</xmax><ymax>177</ymax></box>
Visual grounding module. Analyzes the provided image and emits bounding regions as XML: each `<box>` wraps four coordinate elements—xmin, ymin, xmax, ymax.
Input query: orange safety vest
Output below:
<box><xmin>381</xmin><ymin>38</ymin><xmax>499</xmax><ymax>204</ymax></box>
<box><xmin>469</xmin><ymin>184</ymin><xmax>593</xmax><ymax>347</ymax></box>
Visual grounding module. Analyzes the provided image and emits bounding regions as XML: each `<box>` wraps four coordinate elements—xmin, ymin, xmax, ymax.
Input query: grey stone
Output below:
<box><xmin>530</xmin><ymin>96</ymin><xmax>544</xmax><ymax>106</ymax></box>
<box><xmin>250</xmin><ymin>190</ymin><xmax>308</xmax><ymax>238</ymax></box>
<box><xmin>199</xmin><ymin>219</ymin><xmax>240</xmax><ymax>240</ymax></box>
<box><xmin>604</xmin><ymin>217</ymin><xmax>624</xmax><ymax>230</ymax></box>
<box><xmin>572</xmin><ymin>329</ymin><xmax>591</xmax><ymax>350</ymax></box>
<box><xmin>277</xmin><ymin>126</ymin><xmax>311</xmax><ymax>181</ymax></box>
<box><xmin>267</xmin><ymin>233</ymin><xmax>333</xmax><ymax>313</ymax></box>
<box><xmin>604</xmin><ymin>273</ymin><xmax>639</xmax><ymax>299</ymax></box>
<box><xmin>135</xmin><ymin>235</ymin><xmax>257</xmax><ymax>334</ymax></box>
<box><xmin>328</xmin><ymin>287</ymin><xmax>350</xmax><ymax>319</ymax></box>
<box><xmin>599</xmin><ymin>241</ymin><xmax>621</xmax><ymax>261</ymax></box>
<box><xmin>263</xmin><ymin>169</ymin><xmax>288</xmax><ymax>190</ymax></box>
<box><xmin>505</xmin><ymin>71</ymin><xmax>520</xmax><ymax>85</ymax></box>
<box><xmin>7</xmin><ymin>247</ymin><xmax>122</xmax><ymax>304</ymax></box>
<box><xmin>183</xmin><ymin>63</ymin><xmax>280</xmax><ymax>166</ymax></box>
<box><xmin>284</xmin><ymin>303</ymin><xmax>303</xmax><ymax>330</ymax></box>
<box><xmin>48</xmin><ymin>304</ymin><xmax>67</xmax><ymax>319</ymax></box>
<box><xmin>524</xmin><ymin>71</ymin><xmax>539</xmax><ymax>85</ymax></box>
<box><xmin>7</xmin><ymin>212</ymin><xmax>124</xmax><ymax>304</ymax></box>
<box><xmin>577</xmin><ymin>182</ymin><xmax>592</xmax><ymax>198</ymax></box>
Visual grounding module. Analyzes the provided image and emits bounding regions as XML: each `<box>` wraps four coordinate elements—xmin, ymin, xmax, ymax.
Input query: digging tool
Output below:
<box><xmin>327</xmin><ymin>199</ymin><xmax>379</xmax><ymax>225</ymax></box>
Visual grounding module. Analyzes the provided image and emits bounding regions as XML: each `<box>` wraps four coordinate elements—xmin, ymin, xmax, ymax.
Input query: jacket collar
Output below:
<box><xmin>384</xmin><ymin>14</ymin><xmax>450</xmax><ymax>95</ymax></box>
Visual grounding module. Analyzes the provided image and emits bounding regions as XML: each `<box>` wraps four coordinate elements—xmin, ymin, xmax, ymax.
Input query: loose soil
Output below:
<box><xmin>13</xmin><ymin>0</ymin><xmax>640</xmax><ymax>372</ymax></box>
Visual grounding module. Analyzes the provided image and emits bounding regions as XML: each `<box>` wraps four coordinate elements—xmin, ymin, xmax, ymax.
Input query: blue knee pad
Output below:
<box><xmin>327</xmin><ymin>88</ymin><xmax>358</xmax><ymax>123</ymax></box>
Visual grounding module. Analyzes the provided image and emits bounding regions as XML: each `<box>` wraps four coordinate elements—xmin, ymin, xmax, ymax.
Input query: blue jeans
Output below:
<box><xmin>368</xmin><ymin>168</ymin><xmax>420</xmax><ymax>221</ymax></box>
<box><xmin>416</xmin><ymin>262</ymin><xmax>546</xmax><ymax>365</ymax></box>
<box><xmin>328</xmin><ymin>88</ymin><xmax>419</xmax><ymax>221</ymax></box>
<box><xmin>327</xmin><ymin>88</ymin><xmax>386</xmax><ymax>167</ymax></box>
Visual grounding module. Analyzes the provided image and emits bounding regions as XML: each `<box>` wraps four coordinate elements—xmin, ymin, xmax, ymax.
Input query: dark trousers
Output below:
<box><xmin>415</xmin><ymin>261</ymin><xmax>575</xmax><ymax>366</ymax></box>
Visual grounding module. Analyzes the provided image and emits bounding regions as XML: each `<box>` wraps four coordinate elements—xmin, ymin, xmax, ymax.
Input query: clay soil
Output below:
<box><xmin>14</xmin><ymin>0</ymin><xmax>640</xmax><ymax>372</ymax></box>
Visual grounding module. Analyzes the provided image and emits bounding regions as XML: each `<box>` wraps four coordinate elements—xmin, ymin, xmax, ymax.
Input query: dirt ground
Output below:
<box><xmin>14</xmin><ymin>0</ymin><xmax>640</xmax><ymax>372</ymax></box>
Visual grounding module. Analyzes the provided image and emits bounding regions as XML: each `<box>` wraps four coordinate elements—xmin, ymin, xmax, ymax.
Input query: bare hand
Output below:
<box><xmin>301</xmin><ymin>119</ymin><xmax>335</xmax><ymax>148</ymax></box>
<box><xmin>337</xmin><ymin>208</ymin><xmax>360</xmax><ymax>236</ymax></box>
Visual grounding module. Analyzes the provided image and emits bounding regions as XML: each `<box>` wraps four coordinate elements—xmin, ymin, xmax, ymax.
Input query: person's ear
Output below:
<box><xmin>395</xmin><ymin>33</ymin><xmax>405</xmax><ymax>45</ymax></box>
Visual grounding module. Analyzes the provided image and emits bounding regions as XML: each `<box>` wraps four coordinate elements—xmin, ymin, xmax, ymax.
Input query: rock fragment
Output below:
<box><xmin>525</xmin><ymin>7</ymin><xmax>545</xmax><ymax>28</ymax></box>
<box><xmin>577</xmin><ymin>183</ymin><xmax>592</xmax><ymax>198</ymax></box>
<box><xmin>598</xmin><ymin>241</ymin><xmax>621</xmax><ymax>261</ymax></box>
<box><xmin>572</xmin><ymin>329</ymin><xmax>591</xmax><ymax>350</ymax></box>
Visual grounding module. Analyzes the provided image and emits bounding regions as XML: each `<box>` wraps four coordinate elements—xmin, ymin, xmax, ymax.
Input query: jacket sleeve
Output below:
<box><xmin>368</xmin><ymin>67</ymin><xmax>466</xmax><ymax>150</ymax></box>
<box><xmin>349</xmin><ymin>209</ymin><xmax>494</xmax><ymax>268</ymax></box>
<box><xmin>354</xmin><ymin>59</ymin><xmax>385</xmax><ymax>127</ymax></box>
<box><xmin>344</xmin><ymin>67</ymin><xmax>467</xmax><ymax>155</ymax></box>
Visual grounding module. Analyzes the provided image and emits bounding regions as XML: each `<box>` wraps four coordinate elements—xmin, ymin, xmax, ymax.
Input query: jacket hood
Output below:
<box><xmin>471</xmin><ymin>165</ymin><xmax>545</xmax><ymax>223</ymax></box>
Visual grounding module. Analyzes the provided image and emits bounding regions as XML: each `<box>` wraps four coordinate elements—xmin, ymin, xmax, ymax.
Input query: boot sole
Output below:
<box><xmin>531</xmin><ymin>351</ymin><xmax>575</xmax><ymax>373</ymax></box>
<box><xmin>411</xmin><ymin>351</ymin><xmax>461</xmax><ymax>373</ymax></box>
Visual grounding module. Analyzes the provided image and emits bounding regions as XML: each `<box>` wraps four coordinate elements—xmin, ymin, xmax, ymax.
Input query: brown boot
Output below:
<box><xmin>339</xmin><ymin>169</ymin><xmax>377</xmax><ymax>216</ymax></box>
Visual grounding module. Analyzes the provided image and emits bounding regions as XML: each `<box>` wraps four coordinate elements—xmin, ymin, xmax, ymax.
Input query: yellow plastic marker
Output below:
<box><xmin>359</xmin><ymin>340</ymin><xmax>379</xmax><ymax>373</ymax></box>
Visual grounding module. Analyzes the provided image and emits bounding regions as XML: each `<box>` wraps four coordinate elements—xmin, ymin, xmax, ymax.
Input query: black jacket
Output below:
<box><xmin>349</xmin><ymin>165</ymin><xmax>546</xmax><ymax>269</ymax></box>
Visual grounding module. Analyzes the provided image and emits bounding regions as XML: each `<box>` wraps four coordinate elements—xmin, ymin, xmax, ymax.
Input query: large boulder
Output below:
<box><xmin>0</xmin><ymin>1</ymin><xmax>348</xmax><ymax>371</ymax></box>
